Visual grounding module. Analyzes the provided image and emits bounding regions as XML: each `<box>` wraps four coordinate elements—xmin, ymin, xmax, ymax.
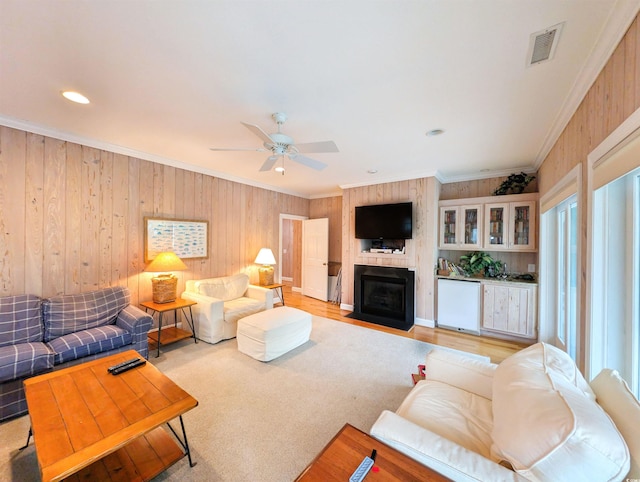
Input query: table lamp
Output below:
<box><xmin>145</xmin><ymin>251</ymin><xmax>188</xmax><ymax>303</ymax></box>
<box><xmin>255</xmin><ymin>248</ymin><xmax>276</xmax><ymax>286</ymax></box>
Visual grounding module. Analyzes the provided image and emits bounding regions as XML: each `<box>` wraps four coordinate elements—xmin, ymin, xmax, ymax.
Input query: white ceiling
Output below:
<box><xmin>1</xmin><ymin>1</ymin><xmax>639</xmax><ymax>198</ymax></box>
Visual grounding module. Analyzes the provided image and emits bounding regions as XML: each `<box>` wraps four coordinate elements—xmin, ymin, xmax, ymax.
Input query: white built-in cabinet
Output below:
<box><xmin>439</xmin><ymin>193</ymin><xmax>538</xmax><ymax>252</ymax></box>
<box><xmin>484</xmin><ymin>200</ymin><xmax>536</xmax><ymax>251</ymax></box>
<box><xmin>439</xmin><ymin>204</ymin><xmax>483</xmax><ymax>250</ymax></box>
<box><xmin>481</xmin><ymin>282</ymin><xmax>537</xmax><ymax>339</ymax></box>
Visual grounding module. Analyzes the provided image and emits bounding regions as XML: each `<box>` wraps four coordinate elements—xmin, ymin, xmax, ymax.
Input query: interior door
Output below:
<box><xmin>302</xmin><ymin>218</ymin><xmax>329</xmax><ymax>301</ymax></box>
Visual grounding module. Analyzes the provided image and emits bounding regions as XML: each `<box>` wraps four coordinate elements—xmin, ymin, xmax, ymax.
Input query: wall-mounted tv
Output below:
<box><xmin>355</xmin><ymin>202</ymin><xmax>413</xmax><ymax>239</ymax></box>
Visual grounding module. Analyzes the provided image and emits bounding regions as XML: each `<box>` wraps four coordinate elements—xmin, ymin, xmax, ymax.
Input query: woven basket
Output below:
<box><xmin>151</xmin><ymin>274</ymin><xmax>178</xmax><ymax>303</ymax></box>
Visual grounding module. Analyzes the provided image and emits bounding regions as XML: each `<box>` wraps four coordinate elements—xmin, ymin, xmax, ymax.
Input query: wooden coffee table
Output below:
<box><xmin>23</xmin><ymin>350</ymin><xmax>198</xmax><ymax>482</ymax></box>
<box><xmin>296</xmin><ymin>423</ymin><xmax>451</xmax><ymax>481</ymax></box>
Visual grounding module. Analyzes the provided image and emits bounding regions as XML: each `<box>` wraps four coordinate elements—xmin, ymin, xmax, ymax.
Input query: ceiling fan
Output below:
<box><xmin>210</xmin><ymin>112</ymin><xmax>338</xmax><ymax>174</ymax></box>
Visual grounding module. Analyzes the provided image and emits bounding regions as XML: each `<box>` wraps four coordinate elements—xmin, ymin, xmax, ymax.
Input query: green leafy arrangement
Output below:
<box><xmin>459</xmin><ymin>251</ymin><xmax>503</xmax><ymax>277</ymax></box>
<box><xmin>493</xmin><ymin>172</ymin><xmax>536</xmax><ymax>195</ymax></box>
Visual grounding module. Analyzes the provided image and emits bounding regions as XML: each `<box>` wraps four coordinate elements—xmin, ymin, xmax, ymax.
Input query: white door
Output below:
<box><xmin>302</xmin><ymin>218</ymin><xmax>329</xmax><ymax>301</ymax></box>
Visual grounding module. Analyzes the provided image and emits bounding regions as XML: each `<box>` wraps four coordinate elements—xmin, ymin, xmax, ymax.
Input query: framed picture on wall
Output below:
<box><xmin>144</xmin><ymin>217</ymin><xmax>209</xmax><ymax>262</ymax></box>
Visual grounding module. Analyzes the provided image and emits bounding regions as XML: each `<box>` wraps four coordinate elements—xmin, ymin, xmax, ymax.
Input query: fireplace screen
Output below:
<box><xmin>352</xmin><ymin>264</ymin><xmax>415</xmax><ymax>331</ymax></box>
<box><xmin>361</xmin><ymin>275</ymin><xmax>406</xmax><ymax>321</ymax></box>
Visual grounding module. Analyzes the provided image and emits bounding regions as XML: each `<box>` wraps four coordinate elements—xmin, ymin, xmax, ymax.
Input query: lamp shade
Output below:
<box><xmin>145</xmin><ymin>251</ymin><xmax>188</xmax><ymax>272</ymax></box>
<box><xmin>254</xmin><ymin>248</ymin><xmax>276</xmax><ymax>265</ymax></box>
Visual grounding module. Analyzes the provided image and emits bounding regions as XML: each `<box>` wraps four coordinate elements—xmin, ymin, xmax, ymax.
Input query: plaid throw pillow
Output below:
<box><xmin>42</xmin><ymin>287</ymin><xmax>130</xmax><ymax>342</ymax></box>
<box><xmin>0</xmin><ymin>295</ymin><xmax>43</xmax><ymax>348</ymax></box>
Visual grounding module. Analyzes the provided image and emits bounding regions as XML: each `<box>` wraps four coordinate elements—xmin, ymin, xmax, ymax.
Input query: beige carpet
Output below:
<box><xmin>0</xmin><ymin>315</ymin><xmax>456</xmax><ymax>481</ymax></box>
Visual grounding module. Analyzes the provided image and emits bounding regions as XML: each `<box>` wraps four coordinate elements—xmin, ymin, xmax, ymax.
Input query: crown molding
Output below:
<box><xmin>339</xmin><ymin>168</ymin><xmax>440</xmax><ymax>191</ymax></box>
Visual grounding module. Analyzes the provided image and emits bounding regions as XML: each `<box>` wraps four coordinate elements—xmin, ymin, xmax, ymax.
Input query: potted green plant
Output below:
<box><xmin>459</xmin><ymin>251</ymin><xmax>503</xmax><ymax>277</ymax></box>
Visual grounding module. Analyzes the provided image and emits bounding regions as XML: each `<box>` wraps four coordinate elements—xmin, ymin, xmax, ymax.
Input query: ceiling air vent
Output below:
<box><xmin>527</xmin><ymin>22</ymin><xmax>564</xmax><ymax>67</ymax></box>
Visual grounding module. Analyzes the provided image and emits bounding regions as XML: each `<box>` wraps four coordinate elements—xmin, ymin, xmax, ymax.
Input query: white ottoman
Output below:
<box><xmin>237</xmin><ymin>306</ymin><xmax>312</xmax><ymax>361</ymax></box>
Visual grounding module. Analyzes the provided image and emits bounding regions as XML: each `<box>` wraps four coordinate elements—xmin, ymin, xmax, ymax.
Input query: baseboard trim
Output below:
<box><xmin>414</xmin><ymin>317</ymin><xmax>435</xmax><ymax>328</ymax></box>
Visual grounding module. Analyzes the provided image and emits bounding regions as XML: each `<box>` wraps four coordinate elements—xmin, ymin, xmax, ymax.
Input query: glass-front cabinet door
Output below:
<box><xmin>510</xmin><ymin>201</ymin><xmax>536</xmax><ymax>250</ymax></box>
<box><xmin>485</xmin><ymin>203</ymin><xmax>508</xmax><ymax>248</ymax></box>
<box><xmin>439</xmin><ymin>205</ymin><xmax>482</xmax><ymax>249</ymax></box>
<box><xmin>484</xmin><ymin>201</ymin><xmax>536</xmax><ymax>251</ymax></box>
<box><xmin>459</xmin><ymin>205</ymin><xmax>482</xmax><ymax>249</ymax></box>
<box><xmin>439</xmin><ymin>207</ymin><xmax>458</xmax><ymax>247</ymax></box>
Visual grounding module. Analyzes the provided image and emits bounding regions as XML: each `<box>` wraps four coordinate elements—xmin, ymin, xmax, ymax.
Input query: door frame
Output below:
<box><xmin>279</xmin><ymin>213</ymin><xmax>308</xmax><ymax>288</ymax></box>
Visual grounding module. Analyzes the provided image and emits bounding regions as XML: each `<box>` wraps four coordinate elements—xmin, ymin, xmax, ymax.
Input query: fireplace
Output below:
<box><xmin>351</xmin><ymin>265</ymin><xmax>415</xmax><ymax>330</ymax></box>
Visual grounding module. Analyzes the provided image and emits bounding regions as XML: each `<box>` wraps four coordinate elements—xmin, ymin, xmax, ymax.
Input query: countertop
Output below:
<box><xmin>436</xmin><ymin>274</ymin><xmax>538</xmax><ymax>286</ymax></box>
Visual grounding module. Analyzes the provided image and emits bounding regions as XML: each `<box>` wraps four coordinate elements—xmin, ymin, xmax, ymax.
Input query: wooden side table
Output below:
<box><xmin>262</xmin><ymin>283</ymin><xmax>285</xmax><ymax>305</ymax></box>
<box><xmin>296</xmin><ymin>423</ymin><xmax>451</xmax><ymax>481</ymax></box>
<box><xmin>141</xmin><ymin>298</ymin><xmax>198</xmax><ymax>357</ymax></box>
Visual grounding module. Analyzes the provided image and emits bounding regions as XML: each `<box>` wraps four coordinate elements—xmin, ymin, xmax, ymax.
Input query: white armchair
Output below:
<box><xmin>371</xmin><ymin>343</ymin><xmax>640</xmax><ymax>481</ymax></box>
<box><xmin>182</xmin><ymin>273</ymin><xmax>273</xmax><ymax>344</ymax></box>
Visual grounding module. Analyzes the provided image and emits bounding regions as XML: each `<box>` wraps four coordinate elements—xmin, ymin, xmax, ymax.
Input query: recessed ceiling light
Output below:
<box><xmin>62</xmin><ymin>91</ymin><xmax>90</xmax><ymax>104</ymax></box>
<box><xmin>367</xmin><ymin>169</ymin><xmax>378</xmax><ymax>174</ymax></box>
<box><xmin>426</xmin><ymin>129</ymin><xmax>444</xmax><ymax>137</ymax></box>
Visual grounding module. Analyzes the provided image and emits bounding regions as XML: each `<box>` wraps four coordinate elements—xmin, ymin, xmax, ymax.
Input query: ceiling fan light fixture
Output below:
<box><xmin>275</xmin><ymin>166</ymin><xmax>285</xmax><ymax>173</ymax></box>
<box><xmin>212</xmin><ymin>112</ymin><xmax>335</xmax><ymax>173</ymax></box>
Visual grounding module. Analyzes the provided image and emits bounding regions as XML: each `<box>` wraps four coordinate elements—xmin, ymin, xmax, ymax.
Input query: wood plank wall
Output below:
<box><xmin>0</xmin><ymin>126</ymin><xmax>310</xmax><ymax>306</ymax></box>
<box><xmin>537</xmin><ymin>13</ymin><xmax>640</xmax><ymax>369</ymax></box>
<box><xmin>439</xmin><ymin>175</ymin><xmax>538</xmax><ymax>200</ymax></box>
<box><xmin>341</xmin><ymin>178</ymin><xmax>439</xmax><ymax>323</ymax></box>
<box><xmin>309</xmin><ymin>195</ymin><xmax>342</xmax><ymax>269</ymax></box>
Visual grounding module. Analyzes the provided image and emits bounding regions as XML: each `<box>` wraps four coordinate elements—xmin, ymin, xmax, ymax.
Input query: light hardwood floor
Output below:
<box><xmin>281</xmin><ymin>283</ymin><xmax>529</xmax><ymax>363</ymax></box>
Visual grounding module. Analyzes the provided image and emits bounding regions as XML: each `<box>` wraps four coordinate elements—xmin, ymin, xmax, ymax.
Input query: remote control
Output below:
<box><xmin>111</xmin><ymin>359</ymin><xmax>146</xmax><ymax>375</ymax></box>
<box><xmin>107</xmin><ymin>357</ymin><xmax>141</xmax><ymax>373</ymax></box>
<box><xmin>349</xmin><ymin>455</ymin><xmax>374</xmax><ymax>482</ymax></box>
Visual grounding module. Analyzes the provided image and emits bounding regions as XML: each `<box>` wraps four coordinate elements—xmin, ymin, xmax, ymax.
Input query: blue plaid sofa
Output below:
<box><xmin>0</xmin><ymin>286</ymin><xmax>153</xmax><ymax>422</ymax></box>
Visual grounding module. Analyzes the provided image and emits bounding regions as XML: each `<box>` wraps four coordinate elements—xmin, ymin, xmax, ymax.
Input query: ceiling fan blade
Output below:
<box><xmin>209</xmin><ymin>147</ymin><xmax>268</xmax><ymax>152</ymax></box>
<box><xmin>241</xmin><ymin>122</ymin><xmax>273</xmax><ymax>145</ymax></box>
<box><xmin>259</xmin><ymin>156</ymin><xmax>279</xmax><ymax>172</ymax></box>
<box><xmin>294</xmin><ymin>140</ymin><xmax>339</xmax><ymax>153</ymax></box>
<box><xmin>289</xmin><ymin>154</ymin><xmax>327</xmax><ymax>171</ymax></box>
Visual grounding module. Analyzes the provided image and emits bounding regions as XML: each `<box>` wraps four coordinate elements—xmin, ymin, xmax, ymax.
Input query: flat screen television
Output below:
<box><xmin>355</xmin><ymin>202</ymin><xmax>412</xmax><ymax>239</ymax></box>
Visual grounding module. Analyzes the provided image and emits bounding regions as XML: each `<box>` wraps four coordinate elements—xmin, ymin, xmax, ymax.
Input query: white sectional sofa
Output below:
<box><xmin>182</xmin><ymin>273</ymin><xmax>273</xmax><ymax>344</ymax></box>
<box><xmin>371</xmin><ymin>342</ymin><xmax>640</xmax><ymax>482</ymax></box>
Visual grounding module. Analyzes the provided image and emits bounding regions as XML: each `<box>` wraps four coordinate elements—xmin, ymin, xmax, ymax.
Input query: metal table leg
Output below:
<box><xmin>167</xmin><ymin>415</ymin><xmax>197</xmax><ymax>468</ymax></box>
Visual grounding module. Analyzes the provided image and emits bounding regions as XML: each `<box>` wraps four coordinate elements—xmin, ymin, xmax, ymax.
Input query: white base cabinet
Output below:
<box><xmin>481</xmin><ymin>282</ymin><xmax>537</xmax><ymax>339</ymax></box>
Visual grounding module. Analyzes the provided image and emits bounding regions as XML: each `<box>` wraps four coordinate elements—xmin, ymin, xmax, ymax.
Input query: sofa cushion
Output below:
<box><xmin>424</xmin><ymin>348</ymin><xmax>496</xmax><ymax>400</ymax></box>
<box><xmin>0</xmin><ymin>295</ymin><xmax>43</xmax><ymax>347</ymax></box>
<box><xmin>46</xmin><ymin>325</ymin><xmax>132</xmax><ymax>364</ymax></box>
<box><xmin>223</xmin><ymin>297</ymin><xmax>265</xmax><ymax>324</ymax></box>
<box><xmin>42</xmin><ymin>287</ymin><xmax>130</xmax><ymax>342</ymax></box>
<box><xmin>591</xmin><ymin>368</ymin><xmax>640</xmax><ymax>479</ymax></box>
<box><xmin>0</xmin><ymin>342</ymin><xmax>53</xmax><ymax>383</ymax></box>
<box><xmin>395</xmin><ymin>379</ymin><xmax>497</xmax><ymax>461</ymax></box>
<box><xmin>195</xmin><ymin>274</ymin><xmax>249</xmax><ymax>302</ymax></box>
<box><xmin>492</xmin><ymin>343</ymin><xmax>629</xmax><ymax>481</ymax></box>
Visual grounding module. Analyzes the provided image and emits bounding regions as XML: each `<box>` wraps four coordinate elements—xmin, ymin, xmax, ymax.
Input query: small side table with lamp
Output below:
<box><xmin>143</xmin><ymin>251</ymin><xmax>198</xmax><ymax>357</ymax></box>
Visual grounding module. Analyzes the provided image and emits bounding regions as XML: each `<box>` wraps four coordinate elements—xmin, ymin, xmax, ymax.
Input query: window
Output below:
<box><xmin>541</xmin><ymin>194</ymin><xmax>578</xmax><ymax>361</ymax></box>
<box><xmin>540</xmin><ymin>166</ymin><xmax>580</xmax><ymax>362</ymax></box>
<box><xmin>591</xmin><ymin>169</ymin><xmax>640</xmax><ymax>396</ymax></box>
<box><xmin>587</xmin><ymin>111</ymin><xmax>640</xmax><ymax>396</ymax></box>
